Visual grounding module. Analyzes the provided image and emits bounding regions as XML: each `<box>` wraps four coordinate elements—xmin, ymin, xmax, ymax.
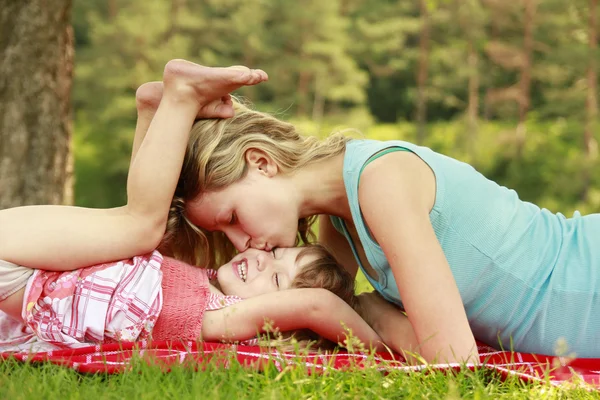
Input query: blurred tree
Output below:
<box><xmin>583</xmin><ymin>0</ymin><xmax>598</xmax><ymax>200</ymax></box>
<box><xmin>457</xmin><ymin>0</ymin><xmax>486</xmax><ymax>161</ymax></box>
<box><xmin>261</xmin><ymin>0</ymin><xmax>368</xmax><ymax>117</ymax></box>
<box><xmin>481</xmin><ymin>0</ymin><xmax>537</xmax><ymax>157</ymax></box>
<box><xmin>348</xmin><ymin>0</ymin><xmax>420</xmax><ymax>123</ymax></box>
<box><xmin>65</xmin><ymin>0</ymin><xmax>600</xmax><ymax>213</ymax></box>
<box><xmin>415</xmin><ymin>0</ymin><xmax>431</xmax><ymax>143</ymax></box>
<box><xmin>516</xmin><ymin>0</ymin><xmax>537</xmax><ymax>154</ymax></box>
<box><xmin>0</xmin><ymin>0</ymin><xmax>74</xmax><ymax>208</ymax></box>
<box><xmin>483</xmin><ymin>1</ymin><xmax>525</xmax><ymax>121</ymax></box>
<box><xmin>73</xmin><ymin>0</ymin><xmax>196</xmax><ymax>207</ymax></box>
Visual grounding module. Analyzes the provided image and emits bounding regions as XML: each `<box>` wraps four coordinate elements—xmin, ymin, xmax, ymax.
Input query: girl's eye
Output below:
<box><xmin>274</xmin><ymin>273</ymin><xmax>280</xmax><ymax>288</ymax></box>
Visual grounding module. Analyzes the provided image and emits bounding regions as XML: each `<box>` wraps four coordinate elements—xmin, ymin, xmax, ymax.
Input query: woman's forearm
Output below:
<box><xmin>308</xmin><ymin>292</ymin><xmax>384</xmax><ymax>351</ymax></box>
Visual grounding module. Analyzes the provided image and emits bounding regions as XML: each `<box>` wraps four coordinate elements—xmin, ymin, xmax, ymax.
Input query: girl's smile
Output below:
<box><xmin>216</xmin><ymin>247</ymin><xmax>317</xmax><ymax>298</ymax></box>
<box><xmin>233</xmin><ymin>258</ymin><xmax>248</xmax><ymax>282</ymax></box>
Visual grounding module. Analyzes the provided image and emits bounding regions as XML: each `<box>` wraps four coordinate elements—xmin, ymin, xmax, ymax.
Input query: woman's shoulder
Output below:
<box><xmin>346</xmin><ymin>138</ymin><xmax>417</xmax><ymax>152</ymax></box>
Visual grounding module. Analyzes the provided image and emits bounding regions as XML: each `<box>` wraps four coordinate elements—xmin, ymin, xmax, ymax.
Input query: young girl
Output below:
<box><xmin>0</xmin><ymin>244</ymin><xmax>373</xmax><ymax>352</ymax></box>
<box><xmin>167</xmin><ymin>93</ymin><xmax>600</xmax><ymax>363</ymax></box>
<box><xmin>0</xmin><ymin>60</ymin><xmax>380</xmax><ymax>352</ymax></box>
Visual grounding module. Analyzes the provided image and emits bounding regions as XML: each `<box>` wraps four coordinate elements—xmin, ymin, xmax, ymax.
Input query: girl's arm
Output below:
<box><xmin>0</xmin><ymin>61</ymin><xmax>268</xmax><ymax>271</ymax></box>
<box><xmin>201</xmin><ymin>288</ymin><xmax>384</xmax><ymax>351</ymax></box>
<box><xmin>0</xmin><ymin>82</ymin><xmax>164</xmax><ymax>270</ymax></box>
<box><xmin>357</xmin><ymin>151</ymin><xmax>478</xmax><ymax>364</ymax></box>
<box><xmin>129</xmin><ymin>81</ymin><xmax>163</xmax><ymax>170</ymax></box>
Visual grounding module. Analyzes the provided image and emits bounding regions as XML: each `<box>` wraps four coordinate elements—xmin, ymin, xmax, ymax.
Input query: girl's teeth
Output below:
<box><xmin>238</xmin><ymin>260</ymin><xmax>248</xmax><ymax>282</ymax></box>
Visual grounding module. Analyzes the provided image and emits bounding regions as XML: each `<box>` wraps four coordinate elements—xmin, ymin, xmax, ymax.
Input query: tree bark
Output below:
<box><xmin>459</xmin><ymin>0</ymin><xmax>481</xmax><ymax>162</ymax></box>
<box><xmin>467</xmin><ymin>39</ymin><xmax>480</xmax><ymax>162</ymax></box>
<box><xmin>108</xmin><ymin>0</ymin><xmax>118</xmax><ymax>20</ymax></box>
<box><xmin>415</xmin><ymin>0</ymin><xmax>430</xmax><ymax>144</ymax></box>
<box><xmin>312</xmin><ymin>72</ymin><xmax>326</xmax><ymax>132</ymax></box>
<box><xmin>0</xmin><ymin>0</ymin><xmax>74</xmax><ymax>208</ymax></box>
<box><xmin>583</xmin><ymin>0</ymin><xmax>598</xmax><ymax>201</ymax></box>
<box><xmin>516</xmin><ymin>0</ymin><xmax>536</xmax><ymax>155</ymax></box>
<box><xmin>297</xmin><ymin>70</ymin><xmax>312</xmax><ymax>117</ymax></box>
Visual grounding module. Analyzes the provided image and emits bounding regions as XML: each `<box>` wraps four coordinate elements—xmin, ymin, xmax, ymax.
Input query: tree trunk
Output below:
<box><xmin>516</xmin><ymin>0</ymin><xmax>536</xmax><ymax>155</ymax></box>
<box><xmin>297</xmin><ymin>70</ymin><xmax>312</xmax><ymax>116</ymax></box>
<box><xmin>108</xmin><ymin>0</ymin><xmax>118</xmax><ymax>20</ymax></box>
<box><xmin>583</xmin><ymin>0</ymin><xmax>598</xmax><ymax>201</ymax></box>
<box><xmin>167</xmin><ymin>0</ymin><xmax>183</xmax><ymax>38</ymax></box>
<box><xmin>415</xmin><ymin>0</ymin><xmax>430</xmax><ymax>144</ymax></box>
<box><xmin>484</xmin><ymin>2</ymin><xmax>500</xmax><ymax>121</ymax></box>
<box><xmin>467</xmin><ymin>39</ymin><xmax>480</xmax><ymax>162</ymax></box>
<box><xmin>459</xmin><ymin>0</ymin><xmax>481</xmax><ymax>163</ymax></box>
<box><xmin>312</xmin><ymin>72</ymin><xmax>326</xmax><ymax>133</ymax></box>
<box><xmin>0</xmin><ymin>0</ymin><xmax>74</xmax><ymax>208</ymax></box>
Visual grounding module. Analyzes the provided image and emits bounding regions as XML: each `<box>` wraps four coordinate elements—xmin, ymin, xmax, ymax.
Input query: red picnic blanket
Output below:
<box><xmin>1</xmin><ymin>340</ymin><xmax>598</xmax><ymax>388</ymax></box>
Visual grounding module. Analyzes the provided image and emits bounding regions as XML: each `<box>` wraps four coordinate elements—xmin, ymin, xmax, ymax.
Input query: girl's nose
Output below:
<box><xmin>255</xmin><ymin>252</ymin><xmax>270</xmax><ymax>272</ymax></box>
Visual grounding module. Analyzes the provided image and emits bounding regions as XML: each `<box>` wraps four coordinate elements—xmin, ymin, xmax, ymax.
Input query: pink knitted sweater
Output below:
<box><xmin>152</xmin><ymin>257</ymin><xmax>210</xmax><ymax>341</ymax></box>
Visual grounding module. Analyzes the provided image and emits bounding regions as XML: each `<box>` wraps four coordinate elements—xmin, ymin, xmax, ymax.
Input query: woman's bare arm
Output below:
<box><xmin>358</xmin><ymin>151</ymin><xmax>478</xmax><ymax>364</ymax></box>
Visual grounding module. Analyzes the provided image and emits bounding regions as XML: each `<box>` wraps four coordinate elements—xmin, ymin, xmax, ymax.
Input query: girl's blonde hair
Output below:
<box><xmin>261</xmin><ymin>244</ymin><xmax>366</xmax><ymax>352</ymax></box>
<box><xmin>160</xmin><ymin>100</ymin><xmax>351</xmax><ymax>269</ymax></box>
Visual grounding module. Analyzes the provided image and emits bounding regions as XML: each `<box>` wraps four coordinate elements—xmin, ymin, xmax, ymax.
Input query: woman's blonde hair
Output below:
<box><xmin>160</xmin><ymin>100</ymin><xmax>351</xmax><ymax>269</ymax></box>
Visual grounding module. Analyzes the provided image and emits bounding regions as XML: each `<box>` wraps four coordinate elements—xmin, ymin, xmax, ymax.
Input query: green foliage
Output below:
<box><xmin>71</xmin><ymin>0</ymin><xmax>600</xmax><ymax>217</ymax></box>
<box><xmin>365</xmin><ymin>118</ymin><xmax>600</xmax><ymax>214</ymax></box>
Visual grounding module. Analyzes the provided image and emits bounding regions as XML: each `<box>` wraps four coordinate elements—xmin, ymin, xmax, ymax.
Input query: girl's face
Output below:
<box><xmin>187</xmin><ymin>150</ymin><xmax>300</xmax><ymax>252</ymax></box>
<box><xmin>217</xmin><ymin>247</ymin><xmax>315</xmax><ymax>298</ymax></box>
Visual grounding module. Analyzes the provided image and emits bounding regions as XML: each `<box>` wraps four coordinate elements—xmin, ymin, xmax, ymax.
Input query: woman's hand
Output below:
<box><xmin>356</xmin><ymin>291</ymin><xmax>421</xmax><ymax>362</ymax></box>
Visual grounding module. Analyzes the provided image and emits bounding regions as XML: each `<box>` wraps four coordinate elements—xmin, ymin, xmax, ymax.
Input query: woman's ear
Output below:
<box><xmin>245</xmin><ymin>148</ymin><xmax>278</xmax><ymax>177</ymax></box>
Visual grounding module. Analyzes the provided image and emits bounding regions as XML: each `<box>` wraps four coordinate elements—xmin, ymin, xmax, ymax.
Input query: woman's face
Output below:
<box><xmin>217</xmin><ymin>247</ymin><xmax>315</xmax><ymax>298</ymax></box>
<box><xmin>186</xmin><ymin>154</ymin><xmax>300</xmax><ymax>252</ymax></box>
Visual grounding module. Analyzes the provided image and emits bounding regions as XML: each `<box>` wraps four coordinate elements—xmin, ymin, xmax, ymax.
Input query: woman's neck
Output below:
<box><xmin>294</xmin><ymin>153</ymin><xmax>352</xmax><ymax>220</ymax></box>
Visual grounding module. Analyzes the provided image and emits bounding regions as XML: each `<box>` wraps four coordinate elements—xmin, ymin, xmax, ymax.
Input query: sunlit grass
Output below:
<box><xmin>1</xmin><ymin>348</ymin><xmax>598</xmax><ymax>399</ymax></box>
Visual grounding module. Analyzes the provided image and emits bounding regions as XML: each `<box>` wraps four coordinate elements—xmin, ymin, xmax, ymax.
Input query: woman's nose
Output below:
<box><xmin>251</xmin><ymin>240</ymin><xmax>268</xmax><ymax>251</ymax></box>
<box><xmin>226</xmin><ymin>229</ymin><xmax>250</xmax><ymax>252</ymax></box>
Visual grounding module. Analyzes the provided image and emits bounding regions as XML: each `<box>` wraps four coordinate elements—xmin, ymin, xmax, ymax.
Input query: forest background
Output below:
<box><xmin>2</xmin><ymin>0</ymin><xmax>600</xmax><ymax>218</ymax></box>
<box><xmin>72</xmin><ymin>0</ymin><xmax>600</xmax><ymax>216</ymax></box>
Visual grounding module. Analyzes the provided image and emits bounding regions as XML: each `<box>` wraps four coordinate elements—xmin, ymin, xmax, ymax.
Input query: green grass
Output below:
<box><xmin>1</xmin><ymin>352</ymin><xmax>598</xmax><ymax>399</ymax></box>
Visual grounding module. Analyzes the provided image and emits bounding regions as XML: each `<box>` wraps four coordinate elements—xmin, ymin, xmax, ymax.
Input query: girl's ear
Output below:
<box><xmin>245</xmin><ymin>148</ymin><xmax>278</xmax><ymax>177</ymax></box>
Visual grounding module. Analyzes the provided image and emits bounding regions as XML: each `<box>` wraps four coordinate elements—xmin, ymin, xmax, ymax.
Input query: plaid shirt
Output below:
<box><xmin>23</xmin><ymin>252</ymin><xmax>164</xmax><ymax>346</ymax></box>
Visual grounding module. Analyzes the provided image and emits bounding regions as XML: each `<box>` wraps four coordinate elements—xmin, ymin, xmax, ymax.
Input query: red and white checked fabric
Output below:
<box><xmin>21</xmin><ymin>252</ymin><xmax>164</xmax><ymax>347</ymax></box>
<box><xmin>1</xmin><ymin>341</ymin><xmax>599</xmax><ymax>388</ymax></box>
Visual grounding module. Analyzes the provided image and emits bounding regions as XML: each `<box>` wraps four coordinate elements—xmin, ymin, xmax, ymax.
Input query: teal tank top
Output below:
<box><xmin>331</xmin><ymin>139</ymin><xmax>600</xmax><ymax>357</ymax></box>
